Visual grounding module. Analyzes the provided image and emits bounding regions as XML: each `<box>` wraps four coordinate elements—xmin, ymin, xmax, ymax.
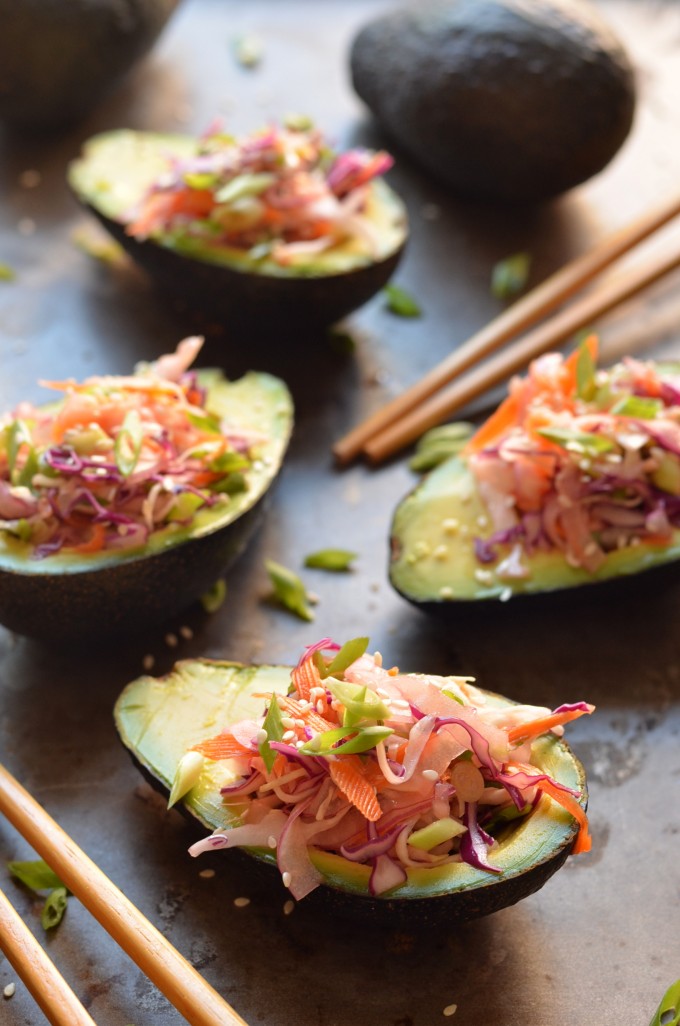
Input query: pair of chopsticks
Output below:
<box><xmin>333</xmin><ymin>190</ymin><xmax>680</xmax><ymax>466</ymax></box>
<box><xmin>0</xmin><ymin>762</ymin><xmax>248</xmax><ymax>1026</ymax></box>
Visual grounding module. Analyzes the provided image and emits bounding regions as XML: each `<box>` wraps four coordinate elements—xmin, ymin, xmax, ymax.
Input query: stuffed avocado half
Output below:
<box><xmin>0</xmin><ymin>338</ymin><xmax>293</xmax><ymax>641</ymax></box>
<box><xmin>114</xmin><ymin>638</ymin><xmax>591</xmax><ymax>923</ymax></box>
<box><xmin>390</xmin><ymin>340</ymin><xmax>680</xmax><ymax>610</ymax></box>
<box><xmin>68</xmin><ymin>123</ymin><xmax>408</xmax><ymax>329</ymax></box>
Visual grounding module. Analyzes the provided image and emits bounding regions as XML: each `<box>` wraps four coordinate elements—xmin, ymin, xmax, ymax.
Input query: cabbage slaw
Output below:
<box><xmin>185</xmin><ymin>638</ymin><xmax>593</xmax><ymax>900</ymax></box>
<box><xmin>125</xmin><ymin>119</ymin><xmax>394</xmax><ymax>267</ymax></box>
<box><xmin>0</xmin><ymin>336</ymin><xmax>258</xmax><ymax>559</ymax></box>
<box><xmin>466</xmin><ymin>337</ymin><xmax>680</xmax><ymax>577</ymax></box>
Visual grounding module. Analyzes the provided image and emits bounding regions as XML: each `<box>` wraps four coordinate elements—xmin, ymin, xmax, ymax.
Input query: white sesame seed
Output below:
<box><xmin>142</xmin><ymin>654</ymin><xmax>155</xmax><ymax>671</ymax></box>
<box><xmin>316</xmin><ymin>700</ymin><xmax>325</xmax><ymax>714</ymax></box>
<box><xmin>442</xmin><ymin>518</ymin><xmax>459</xmax><ymax>534</ymax></box>
<box><xmin>499</xmin><ymin>587</ymin><xmax>513</xmax><ymax>603</ymax></box>
<box><xmin>256</xmin><ymin>729</ymin><xmax>268</xmax><ymax>745</ymax></box>
<box><xmin>295</xmin><ymin>718</ymin><xmax>305</xmax><ymax>728</ymax></box>
<box><xmin>282</xmin><ymin>730</ymin><xmax>296</xmax><ymax>742</ymax></box>
<box><xmin>433</xmin><ymin>544</ymin><xmax>449</xmax><ymax>561</ymax></box>
<box><xmin>179</xmin><ymin>625</ymin><xmax>194</xmax><ymax>640</ymax></box>
<box><xmin>439</xmin><ymin>586</ymin><xmax>454</xmax><ymax>600</ymax></box>
<box><xmin>414</xmin><ymin>540</ymin><xmax>431</xmax><ymax>558</ymax></box>
<box><xmin>443</xmin><ymin>1003</ymin><xmax>457</xmax><ymax>1017</ymax></box>
<box><xmin>233</xmin><ymin>896</ymin><xmax>251</xmax><ymax>908</ymax></box>
<box><xmin>199</xmin><ymin>869</ymin><xmax>215</xmax><ymax>879</ymax></box>
<box><xmin>3</xmin><ymin>983</ymin><xmax>15</xmax><ymax>999</ymax></box>
<box><xmin>280</xmin><ymin>716</ymin><xmax>296</xmax><ymax>729</ymax></box>
<box><xmin>165</xmin><ymin>632</ymin><xmax>178</xmax><ymax>648</ymax></box>
<box><xmin>476</xmin><ymin>514</ymin><xmax>489</xmax><ymax>529</ymax></box>
<box><xmin>268</xmin><ymin>835</ymin><xmax>277</xmax><ymax>849</ymax></box>
<box><xmin>474</xmin><ymin>568</ymin><xmax>494</xmax><ymax>585</ymax></box>
<box><xmin>422</xmin><ymin>769</ymin><xmax>439</xmax><ymax>781</ymax></box>
<box><xmin>282</xmin><ymin>871</ymin><xmax>292</xmax><ymax>888</ymax></box>
<box><xmin>283</xmin><ymin>899</ymin><xmax>295</xmax><ymax>915</ymax></box>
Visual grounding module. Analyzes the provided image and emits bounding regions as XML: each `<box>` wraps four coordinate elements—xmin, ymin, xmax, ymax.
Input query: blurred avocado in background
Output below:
<box><xmin>350</xmin><ymin>0</ymin><xmax>637</xmax><ymax>204</ymax></box>
<box><xmin>0</xmin><ymin>0</ymin><xmax>180</xmax><ymax>129</ymax></box>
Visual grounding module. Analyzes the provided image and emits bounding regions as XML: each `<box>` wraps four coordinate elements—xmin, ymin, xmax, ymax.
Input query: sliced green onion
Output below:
<box><xmin>324</xmin><ymin>637</ymin><xmax>370</xmax><ymax>678</ymax></box>
<box><xmin>265</xmin><ymin>559</ymin><xmax>314</xmax><ymax>622</ymax></box>
<box><xmin>0</xmin><ymin>262</ymin><xmax>16</xmax><ymax>281</ymax></box>
<box><xmin>304</xmin><ymin>549</ymin><xmax>357</xmax><ymax>572</ymax></box>
<box><xmin>491</xmin><ymin>251</ymin><xmax>530</xmax><ymax>300</ymax></box>
<box><xmin>383</xmin><ymin>283</ymin><xmax>422</xmax><ymax>318</ymax></box>
<box><xmin>8</xmin><ymin>859</ymin><xmax>63</xmax><ymax>892</ymax></box>
<box><xmin>114</xmin><ymin>409</ymin><xmax>143</xmax><ymax>476</ymax></box>
<box><xmin>576</xmin><ymin>340</ymin><xmax>596</xmax><ymax>401</ymax></box>
<box><xmin>214</xmin><ymin>172</ymin><xmax>275</xmax><ymax>205</ymax></box>
<box><xmin>537</xmin><ymin>426</ymin><xmax>615</xmax><ymax>455</ymax></box>
<box><xmin>301</xmin><ymin>724</ymin><xmax>393</xmax><ymax>757</ymax></box>
<box><xmin>408</xmin><ymin>818</ymin><xmax>467</xmax><ymax>851</ymax></box>
<box><xmin>41</xmin><ymin>887</ymin><xmax>68</xmax><ymax>930</ymax></box>
<box><xmin>327</xmin><ymin>677</ymin><xmax>390</xmax><ymax>725</ymax></box>
<box><xmin>409</xmin><ymin>421</ymin><xmax>474</xmax><ymax>473</ymax></box>
<box><xmin>610</xmin><ymin>395</ymin><xmax>664</xmax><ymax>419</ymax></box>
<box><xmin>259</xmin><ymin>695</ymin><xmax>285</xmax><ymax>772</ymax></box>
<box><xmin>648</xmin><ymin>979</ymin><xmax>680</xmax><ymax>1026</ymax></box>
<box><xmin>201</xmin><ymin>578</ymin><xmax>227</xmax><ymax>613</ymax></box>
<box><xmin>168</xmin><ymin>751</ymin><xmax>205</xmax><ymax>808</ymax></box>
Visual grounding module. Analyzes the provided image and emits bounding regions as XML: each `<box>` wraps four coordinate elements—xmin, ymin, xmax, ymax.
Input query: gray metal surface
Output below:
<box><xmin>1</xmin><ymin>1</ymin><xmax>679</xmax><ymax>1023</ymax></box>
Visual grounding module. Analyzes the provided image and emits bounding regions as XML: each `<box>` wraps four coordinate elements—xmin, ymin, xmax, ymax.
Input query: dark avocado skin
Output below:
<box><xmin>350</xmin><ymin>0</ymin><xmax>636</xmax><ymax>203</ymax></box>
<box><xmin>90</xmin><ymin>210</ymin><xmax>404</xmax><ymax>331</ymax></box>
<box><xmin>0</xmin><ymin>371</ymin><xmax>293</xmax><ymax>643</ymax></box>
<box><xmin>115</xmin><ymin>658</ymin><xmax>587</xmax><ymax>926</ymax></box>
<box><xmin>0</xmin><ymin>0</ymin><xmax>178</xmax><ymax>128</ymax></box>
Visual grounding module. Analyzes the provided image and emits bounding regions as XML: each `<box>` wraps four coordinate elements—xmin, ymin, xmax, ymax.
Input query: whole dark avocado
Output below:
<box><xmin>0</xmin><ymin>0</ymin><xmax>179</xmax><ymax>128</ymax></box>
<box><xmin>350</xmin><ymin>0</ymin><xmax>636</xmax><ymax>203</ymax></box>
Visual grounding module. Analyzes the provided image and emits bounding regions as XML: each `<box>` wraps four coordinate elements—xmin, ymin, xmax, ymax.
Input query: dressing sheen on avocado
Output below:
<box><xmin>68</xmin><ymin>124</ymin><xmax>408</xmax><ymax>328</ymax></box>
<box><xmin>114</xmin><ymin>641</ymin><xmax>590</xmax><ymax>921</ymax></box>
<box><xmin>390</xmin><ymin>340</ymin><xmax>680</xmax><ymax>607</ymax></box>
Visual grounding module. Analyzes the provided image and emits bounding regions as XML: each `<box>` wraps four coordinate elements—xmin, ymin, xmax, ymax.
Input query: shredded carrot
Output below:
<box><xmin>277</xmin><ymin>694</ymin><xmax>336</xmax><ymax>734</ymax></box>
<box><xmin>535</xmin><ymin>778</ymin><xmax>591</xmax><ymax>853</ymax></box>
<box><xmin>464</xmin><ymin>393</ymin><xmax>519</xmax><ymax>454</ymax></box>
<box><xmin>65</xmin><ymin>522</ymin><xmax>106</xmax><ymax>554</ymax></box>
<box><xmin>329</xmin><ymin>756</ymin><xmax>382</xmax><ymax>822</ymax></box>
<box><xmin>127</xmin><ymin>188</ymin><xmax>215</xmax><ymax>237</ymax></box>
<box><xmin>192</xmin><ymin>733</ymin><xmax>254</xmax><ymax>760</ymax></box>
<box><xmin>508</xmin><ymin>704</ymin><xmax>595</xmax><ymax>745</ymax></box>
<box><xmin>292</xmin><ymin>657</ymin><xmax>322</xmax><ymax>703</ymax></box>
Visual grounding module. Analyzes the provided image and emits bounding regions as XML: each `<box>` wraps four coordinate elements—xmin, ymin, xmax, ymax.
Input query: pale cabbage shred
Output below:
<box><xmin>468</xmin><ymin>343</ymin><xmax>680</xmax><ymax>577</ymax></box>
<box><xmin>0</xmin><ymin>336</ymin><xmax>259</xmax><ymax>558</ymax></box>
<box><xmin>186</xmin><ymin>641</ymin><xmax>593</xmax><ymax>901</ymax></box>
<box><xmin>125</xmin><ymin>120</ymin><xmax>394</xmax><ymax>265</ymax></box>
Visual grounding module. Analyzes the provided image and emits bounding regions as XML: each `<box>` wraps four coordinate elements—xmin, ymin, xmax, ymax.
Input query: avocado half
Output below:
<box><xmin>389</xmin><ymin>455</ymin><xmax>680</xmax><ymax>612</ymax></box>
<box><xmin>68</xmin><ymin>130</ymin><xmax>408</xmax><ymax>329</ymax></box>
<box><xmin>0</xmin><ymin>371</ymin><xmax>292</xmax><ymax>642</ymax></box>
<box><xmin>114</xmin><ymin>658</ymin><xmax>587</xmax><ymax>924</ymax></box>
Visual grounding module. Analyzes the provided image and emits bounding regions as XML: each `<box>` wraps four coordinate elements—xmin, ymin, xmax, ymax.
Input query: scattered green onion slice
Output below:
<box><xmin>201</xmin><ymin>578</ymin><xmax>227</xmax><ymax>613</ymax></box>
<box><xmin>610</xmin><ymin>395</ymin><xmax>664</xmax><ymax>419</ymax></box>
<box><xmin>41</xmin><ymin>887</ymin><xmax>69</xmax><ymax>930</ymax></box>
<box><xmin>0</xmin><ymin>262</ymin><xmax>16</xmax><ymax>281</ymax></box>
<box><xmin>648</xmin><ymin>979</ymin><xmax>680</xmax><ymax>1026</ymax></box>
<box><xmin>491</xmin><ymin>251</ymin><xmax>531</xmax><ymax>300</ymax></box>
<box><xmin>304</xmin><ymin>548</ymin><xmax>357</xmax><ymax>572</ymax></box>
<box><xmin>409</xmin><ymin>421</ymin><xmax>474</xmax><ymax>473</ymax></box>
<box><xmin>8</xmin><ymin>859</ymin><xmax>70</xmax><ymax>932</ymax></box>
<box><xmin>265</xmin><ymin>559</ymin><xmax>314</xmax><ymax>622</ymax></box>
<box><xmin>576</xmin><ymin>339</ymin><xmax>597</xmax><ymax>401</ymax></box>
<box><xmin>383</xmin><ymin>283</ymin><xmax>422</xmax><ymax>318</ymax></box>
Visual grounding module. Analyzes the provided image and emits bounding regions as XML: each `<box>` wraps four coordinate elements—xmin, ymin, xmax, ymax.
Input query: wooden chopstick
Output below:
<box><xmin>362</xmin><ymin>235</ymin><xmax>680</xmax><ymax>464</ymax></box>
<box><xmin>332</xmin><ymin>189</ymin><xmax>680</xmax><ymax>465</ymax></box>
<box><xmin>0</xmin><ymin>763</ymin><xmax>249</xmax><ymax>1026</ymax></box>
<box><xmin>0</xmin><ymin>886</ymin><xmax>97</xmax><ymax>1026</ymax></box>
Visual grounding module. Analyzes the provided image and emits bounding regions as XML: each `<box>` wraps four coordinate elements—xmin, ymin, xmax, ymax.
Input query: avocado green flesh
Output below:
<box><xmin>390</xmin><ymin>456</ymin><xmax>680</xmax><ymax>604</ymax></box>
<box><xmin>68</xmin><ymin>130</ymin><xmax>407</xmax><ymax>277</ymax></box>
<box><xmin>115</xmin><ymin>659</ymin><xmax>584</xmax><ymax>904</ymax></box>
<box><xmin>0</xmin><ymin>370</ymin><xmax>292</xmax><ymax>575</ymax></box>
